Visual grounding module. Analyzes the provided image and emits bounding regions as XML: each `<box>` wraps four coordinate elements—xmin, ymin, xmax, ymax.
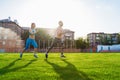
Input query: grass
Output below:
<box><xmin>0</xmin><ymin>53</ymin><xmax>120</xmax><ymax>80</ymax></box>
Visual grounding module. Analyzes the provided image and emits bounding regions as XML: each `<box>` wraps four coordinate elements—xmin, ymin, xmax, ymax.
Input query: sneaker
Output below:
<box><xmin>34</xmin><ymin>54</ymin><xmax>38</xmax><ymax>58</ymax></box>
<box><xmin>61</xmin><ymin>55</ymin><xmax>66</xmax><ymax>58</ymax></box>
<box><xmin>20</xmin><ymin>53</ymin><xmax>23</xmax><ymax>59</ymax></box>
<box><xmin>45</xmin><ymin>53</ymin><xmax>48</xmax><ymax>58</ymax></box>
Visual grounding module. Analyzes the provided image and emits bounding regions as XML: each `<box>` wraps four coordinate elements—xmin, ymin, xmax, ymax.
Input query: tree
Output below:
<box><xmin>21</xmin><ymin>30</ymin><xmax>29</xmax><ymax>41</ymax></box>
<box><xmin>117</xmin><ymin>34</ymin><xmax>120</xmax><ymax>44</ymax></box>
<box><xmin>75</xmin><ymin>37</ymin><xmax>89</xmax><ymax>52</ymax></box>
<box><xmin>35</xmin><ymin>29</ymin><xmax>52</xmax><ymax>49</ymax></box>
<box><xmin>99</xmin><ymin>35</ymin><xmax>112</xmax><ymax>45</ymax></box>
<box><xmin>101</xmin><ymin>37</ymin><xmax>108</xmax><ymax>45</ymax></box>
<box><xmin>21</xmin><ymin>31</ymin><xmax>29</xmax><ymax>48</ymax></box>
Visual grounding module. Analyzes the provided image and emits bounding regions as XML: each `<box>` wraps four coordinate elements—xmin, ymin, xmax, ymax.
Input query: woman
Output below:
<box><xmin>20</xmin><ymin>23</ymin><xmax>38</xmax><ymax>59</ymax></box>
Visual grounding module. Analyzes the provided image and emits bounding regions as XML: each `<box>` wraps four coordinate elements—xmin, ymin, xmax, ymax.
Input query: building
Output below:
<box><xmin>0</xmin><ymin>18</ymin><xmax>24</xmax><ymax>52</ymax></box>
<box><xmin>63</xmin><ymin>29</ymin><xmax>75</xmax><ymax>48</ymax></box>
<box><xmin>0</xmin><ymin>17</ymin><xmax>24</xmax><ymax>37</ymax></box>
<box><xmin>87</xmin><ymin>32</ymin><xmax>119</xmax><ymax>47</ymax></box>
<box><xmin>64</xmin><ymin>29</ymin><xmax>74</xmax><ymax>40</ymax></box>
<box><xmin>0</xmin><ymin>17</ymin><xmax>76</xmax><ymax>52</ymax></box>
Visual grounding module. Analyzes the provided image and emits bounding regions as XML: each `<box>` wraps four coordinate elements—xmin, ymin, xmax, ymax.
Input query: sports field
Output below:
<box><xmin>0</xmin><ymin>53</ymin><xmax>120</xmax><ymax>80</ymax></box>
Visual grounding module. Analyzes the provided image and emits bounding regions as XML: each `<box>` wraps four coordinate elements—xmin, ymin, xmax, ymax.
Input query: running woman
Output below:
<box><xmin>20</xmin><ymin>23</ymin><xmax>38</xmax><ymax>59</ymax></box>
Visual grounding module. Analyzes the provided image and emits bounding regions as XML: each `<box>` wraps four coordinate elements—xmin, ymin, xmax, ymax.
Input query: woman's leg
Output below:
<box><xmin>20</xmin><ymin>38</ymin><xmax>30</xmax><ymax>58</ymax></box>
<box><xmin>32</xmin><ymin>39</ymin><xmax>38</xmax><ymax>58</ymax></box>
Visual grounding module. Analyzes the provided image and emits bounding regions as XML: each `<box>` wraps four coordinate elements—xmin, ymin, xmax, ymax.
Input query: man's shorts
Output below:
<box><xmin>24</xmin><ymin>38</ymin><xmax>38</xmax><ymax>50</ymax></box>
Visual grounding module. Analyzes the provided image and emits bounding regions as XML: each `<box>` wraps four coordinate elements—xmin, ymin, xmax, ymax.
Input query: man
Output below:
<box><xmin>20</xmin><ymin>23</ymin><xmax>38</xmax><ymax>59</ymax></box>
<box><xmin>45</xmin><ymin>21</ymin><xmax>65</xmax><ymax>58</ymax></box>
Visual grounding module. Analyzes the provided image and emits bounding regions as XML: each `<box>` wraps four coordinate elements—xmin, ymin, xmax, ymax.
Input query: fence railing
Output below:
<box><xmin>0</xmin><ymin>48</ymin><xmax>97</xmax><ymax>53</ymax></box>
<box><xmin>0</xmin><ymin>40</ymin><xmax>97</xmax><ymax>53</ymax></box>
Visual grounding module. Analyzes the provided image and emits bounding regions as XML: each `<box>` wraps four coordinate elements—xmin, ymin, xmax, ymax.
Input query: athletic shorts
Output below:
<box><xmin>24</xmin><ymin>38</ymin><xmax>38</xmax><ymax>50</ymax></box>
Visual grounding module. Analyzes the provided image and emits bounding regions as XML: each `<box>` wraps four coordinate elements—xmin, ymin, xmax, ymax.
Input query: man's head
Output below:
<box><xmin>31</xmin><ymin>23</ymin><xmax>36</xmax><ymax>29</ymax></box>
<box><xmin>58</xmin><ymin>21</ymin><xmax>63</xmax><ymax>27</ymax></box>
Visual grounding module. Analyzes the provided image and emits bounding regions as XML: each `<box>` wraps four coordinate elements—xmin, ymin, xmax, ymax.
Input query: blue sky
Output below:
<box><xmin>0</xmin><ymin>0</ymin><xmax>120</xmax><ymax>39</ymax></box>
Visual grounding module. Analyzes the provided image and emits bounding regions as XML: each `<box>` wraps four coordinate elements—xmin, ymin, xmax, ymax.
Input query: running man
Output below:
<box><xmin>45</xmin><ymin>21</ymin><xmax>65</xmax><ymax>58</ymax></box>
<box><xmin>20</xmin><ymin>23</ymin><xmax>38</xmax><ymax>59</ymax></box>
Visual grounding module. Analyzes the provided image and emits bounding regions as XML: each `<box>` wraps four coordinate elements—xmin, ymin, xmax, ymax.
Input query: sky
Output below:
<box><xmin>0</xmin><ymin>0</ymin><xmax>120</xmax><ymax>39</ymax></box>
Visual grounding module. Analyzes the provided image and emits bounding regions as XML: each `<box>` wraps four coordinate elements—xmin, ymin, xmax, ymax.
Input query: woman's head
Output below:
<box><xmin>31</xmin><ymin>23</ymin><xmax>36</xmax><ymax>29</ymax></box>
<box><xmin>58</xmin><ymin>21</ymin><xmax>63</xmax><ymax>26</ymax></box>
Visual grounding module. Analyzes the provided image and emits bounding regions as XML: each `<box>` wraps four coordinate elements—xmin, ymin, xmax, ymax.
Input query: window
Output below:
<box><xmin>113</xmin><ymin>41</ymin><xmax>117</xmax><ymax>43</ymax></box>
<box><xmin>96</xmin><ymin>37</ymin><xmax>100</xmax><ymax>40</ymax></box>
<box><xmin>107</xmin><ymin>35</ymin><xmax>111</xmax><ymax>40</ymax></box>
<box><xmin>5</xmin><ymin>29</ymin><xmax>9</xmax><ymax>34</ymax></box>
<box><xmin>96</xmin><ymin>34</ymin><xmax>99</xmax><ymax>37</ymax></box>
<box><xmin>4</xmin><ymin>36</ymin><xmax>7</xmax><ymax>39</ymax></box>
<box><xmin>3</xmin><ymin>41</ymin><xmax>5</xmax><ymax>45</ymax></box>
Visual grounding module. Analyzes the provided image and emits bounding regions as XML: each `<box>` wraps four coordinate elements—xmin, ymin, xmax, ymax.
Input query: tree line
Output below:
<box><xmin>21</xmin><ymin>30</ymin><xmax>120</xmax><ymax>50</ymax></box>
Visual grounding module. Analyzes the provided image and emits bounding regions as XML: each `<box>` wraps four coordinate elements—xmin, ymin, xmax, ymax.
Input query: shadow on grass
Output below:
<box><xmin>0</xmin><ymin>59</ymin><xmax>37</xmax><ymax>75</ymax></box>
<box><xmin>45</xmin><ymin>59</ymin><xmax>93</xmax><ymax>80</ymax></box>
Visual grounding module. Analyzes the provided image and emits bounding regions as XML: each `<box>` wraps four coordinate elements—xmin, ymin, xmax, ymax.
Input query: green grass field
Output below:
<box><xmin>0</xmin><ymin>53</ymin><xmax>120</xmax><ymax>80</ymax></box>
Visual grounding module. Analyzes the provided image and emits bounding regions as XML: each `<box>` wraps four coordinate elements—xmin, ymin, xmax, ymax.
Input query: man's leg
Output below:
<box><xmin>45</xmin><ymin>39</ymin><xmax>56</xmax><ymax>58</ymax></box>
<box><xmin>59</xmin><ymin>41</ymin><xmax>65</xmax><ymax>57</ymax></box>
